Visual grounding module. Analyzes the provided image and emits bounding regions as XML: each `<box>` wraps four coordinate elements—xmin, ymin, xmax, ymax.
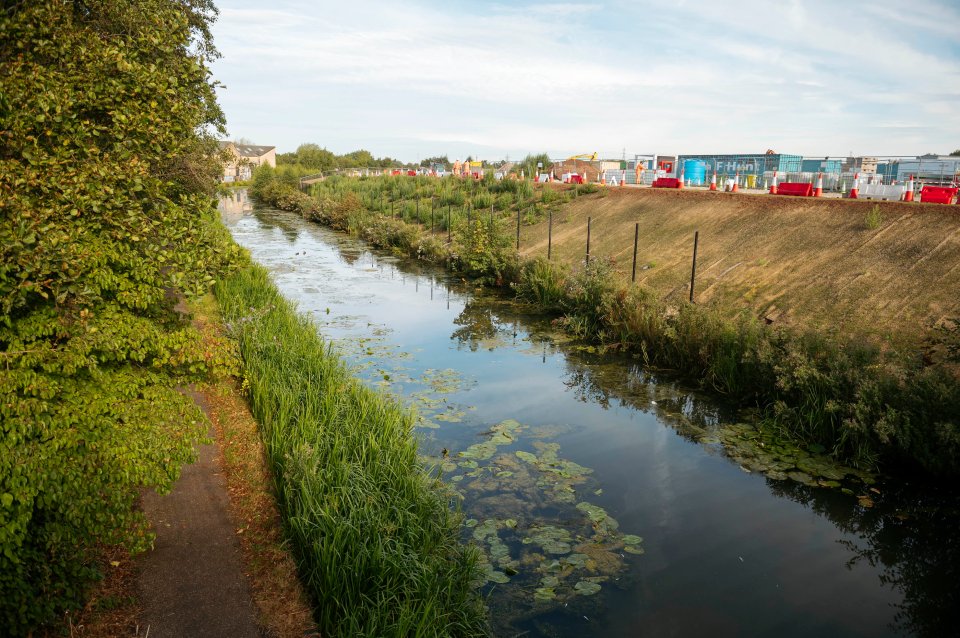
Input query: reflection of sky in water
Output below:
<box><xmin>223</xmin><ymin>207</ymin><xmax>936</xmax><ymax>638</ymax></box>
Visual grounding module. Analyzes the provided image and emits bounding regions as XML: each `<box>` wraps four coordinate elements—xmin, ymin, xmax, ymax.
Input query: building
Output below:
<box><xmin>841</xmin><ymin>157</ymin><xmax>878</xmax><ymax>174</ymax></box>
<box><xmin>676</xmin><ymin>153</ymin><xmax>803</xmax><ymax>177</ymax></box>
<box><xmin>219</xmin><ymin>141</ymin><xmax>276</xmax><ymax>182</ymax></box>
<box><xmin>895</xmin><ymin>155</ymin><xmax>960</xmax><ymax>185</ymax></box>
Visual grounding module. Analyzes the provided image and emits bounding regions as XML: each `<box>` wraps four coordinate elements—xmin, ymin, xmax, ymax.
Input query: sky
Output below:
<box><xmin>210</xmin><ymin>0</ymin><xmax>960</xmax><ymax>163</ymax></box>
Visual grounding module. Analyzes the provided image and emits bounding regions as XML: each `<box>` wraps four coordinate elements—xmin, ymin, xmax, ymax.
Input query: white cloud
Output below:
<box><xmin>212</xmin><ymin>0</ymin><xmax>960</xmax><ymax>159</ymax></box>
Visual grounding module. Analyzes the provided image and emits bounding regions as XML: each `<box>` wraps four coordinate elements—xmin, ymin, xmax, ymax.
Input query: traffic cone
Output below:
<box><xmin>600</xmin><ymin>172</ymin><xmax>606</xmax><ymax>186</ymax></box>
<box><xmin>904</xmin><ymin>175</ymin><xmax>915</xmax><ymax>202</ymax></box>
<box><xmin>678</xmin><ymin>169</ymin><xmax>685</xmax><ymax>189</ymax></box>
<box><xmin>814</xmin><ymin>172</ymin><xmax>823</xmax><ymax>197</ymax></box>
<box><xmin>769</xmin><ymin>171</ymin><xmax>778</xmax><ymax>194</ymax></box>
<box><xmin>849</xmin><ymin>173</ymin><xmax>859</xmax><ymax>199</ymax></box>
<box><xmin>731</xmin><ymin>172</ymin><xmax>739</xmax><ymax>193</ymax></box>
<box><xmin>621</xmin><ymin>170</ymin><xmax>625</xmax><ymax>187</ymax></box>
<box><xmin>709</xmin><ymin>171</ymin><xmax>717</xmax><ymax>191</ymax></box>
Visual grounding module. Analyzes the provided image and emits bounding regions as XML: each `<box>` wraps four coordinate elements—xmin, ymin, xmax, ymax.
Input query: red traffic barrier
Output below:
<box><xmin>777</xmin><ymin>182</ymin><xmax>813</xmax><ymax>197</ymax></box>
<box><xmin>919</xmin><ymin>185</ymin><xmax>958</xmax><ymax>204</ymax></box>
<box><xmin>652</xmin><ymin>177</ymin><xmax>683</xmax><ymax>189</ymax></box>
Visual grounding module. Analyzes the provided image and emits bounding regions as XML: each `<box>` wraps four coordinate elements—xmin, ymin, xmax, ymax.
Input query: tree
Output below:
<box><xmin>420</xmin><ymin>155</ymin><xmax>449</xmax><ymax>168</ymax></box>
<box><xmin>518</xmin><ymin>152</ymin><xmax>553</xmax><ymax>177</ymax></box>
<box><xmin>0</xmin><ymin>1</ymin><xmax>241</xmax><ymax>632</ymax></box>
<box><xmin>950</xmin><ymin>149</ymin><xmax>960</xmax><ymax>157</ymax></box>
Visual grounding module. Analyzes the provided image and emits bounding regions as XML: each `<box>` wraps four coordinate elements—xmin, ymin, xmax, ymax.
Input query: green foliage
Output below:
<box><xmin>514</xmin><ymin>258</ymin><xmax>568</xmax><ymax>311</ymax></box>
<box><xmin>517</xmin><ymin>152</ymin><xmax>552</xmax><ymax>179</ymax></box>
<box><xmin>276</xmin><ymin>144</ymin><xmax>407</xmax><ymax>171</ymax></box>
<box><xmin>575</xmin><ymin>183</ymin><xmax>599</xmax><ymax>195</ymax></box>
<box><xmin>865</xmin><ymin>204</ymin><xmax>883</xmax><ymax>230</ymax></box>
<box><xmin>216</xmin><ymin>265</ymin><xmax>488</xmax><ymax>637</ymax></box>
<box><xmin>0</xmin><ymin>1</ymin><xmax>242</xmax><ymax>632</ymax></box>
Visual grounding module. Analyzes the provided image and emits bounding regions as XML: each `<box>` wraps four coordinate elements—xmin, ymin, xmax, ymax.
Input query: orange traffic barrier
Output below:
<box><xmin>814</xmin><ymin>172</ymin><xmax>823</xmax><ymax>197</ymax></box>
<box><xmin>904</xmin><ymin>175</ymin><xmax>915</xmax><ymax>202</ymax></box>
<box><xmin>919</xmin><ymin>185</ymin><xmax>958</xmax><ymax>204</ymax></box>
<box><xmin>709</xmin><ymin>171</ymin><xmax>717</xmax><ymax>191</ymax></box>
<box><xmin>652</xmin><ymin>178</ymin><xmax>683</xmax><ymax>189</ymax></box>
<box><xmin>777</xmin><ymin>182</ymin><xmax>813</xmax><ymax>196</ymax></box>
<box><xmin>849</xmin><ymin>173</ymin><xmax>859</xmax><ymax>199</ymax></box>
<box><xmin>769</xmin><ymin>171</ymin><xmax>778</xmax><ymax>194</ymax></box>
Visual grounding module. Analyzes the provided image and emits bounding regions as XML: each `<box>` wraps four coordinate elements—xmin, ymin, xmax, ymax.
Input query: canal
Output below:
<box><xmin>221</xmin><ymin>193</ymin><xmax>958</xmax><ymax>637</ymax></box>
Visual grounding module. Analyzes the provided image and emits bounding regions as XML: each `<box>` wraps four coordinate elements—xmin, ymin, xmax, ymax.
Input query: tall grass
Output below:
<box><xmin>216</xmin><ymin>265</ymin><xmax>488</xmax><ymax>637</ymax></box>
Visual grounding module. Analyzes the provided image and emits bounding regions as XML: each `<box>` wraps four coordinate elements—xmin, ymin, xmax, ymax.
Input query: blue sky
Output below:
<box><xmin>210</xmin><ymin>0</ymin><xmax>960</xmax><ymax>162</ymax></box>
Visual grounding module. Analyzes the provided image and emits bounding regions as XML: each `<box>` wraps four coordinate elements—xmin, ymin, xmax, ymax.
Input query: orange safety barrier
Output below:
<box><xmin>652</xmin><ymin>177</ymin><xmax>683</xmax><ymax>189</ymax></box>
<box><xmin>776</xmin><ymin>182</ymin><xmax>813</xmax><ymax>197</ymax></box>
<box><xmin>919</xmin><ymin>185</ymin><xmax>958</xmax><ymax>204</ymax></box>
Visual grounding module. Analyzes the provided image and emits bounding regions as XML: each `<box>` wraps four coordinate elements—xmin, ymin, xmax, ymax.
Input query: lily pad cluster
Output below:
<box><xmin>708</xmin><ymin>423</ymin><xmax>876</xmax><ymax>488</ymax></box>
<box><xmin>441</xmin><ymin>419</ymin><xmax>645</xmax><ymax>606</ymax></box>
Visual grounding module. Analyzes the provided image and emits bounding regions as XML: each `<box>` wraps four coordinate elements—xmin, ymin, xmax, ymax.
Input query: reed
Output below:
<box><xmin>215</xmin><ymin>265</ymin><xmax>488</xmax><ymax>637</ymax></box>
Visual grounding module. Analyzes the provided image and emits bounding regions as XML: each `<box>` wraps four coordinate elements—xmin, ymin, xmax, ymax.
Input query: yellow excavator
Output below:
<box><xmin>564</xmin><ymin>153</ymin><xmax>597</xmax><ymax>184</ymax></box>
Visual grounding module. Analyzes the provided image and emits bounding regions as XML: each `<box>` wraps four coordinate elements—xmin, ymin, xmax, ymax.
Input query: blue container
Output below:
<box><xmin>682</xmin><ymin>159</ymin><xmax>707</xmax><ymax>185</ymax></box>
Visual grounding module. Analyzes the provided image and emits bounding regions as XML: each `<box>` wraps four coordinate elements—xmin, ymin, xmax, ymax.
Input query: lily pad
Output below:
<box><xmin>573</xmin><ymin>580</ymin><xmax>602</xmax><ymax>596</ymax></box>
<box><xmin>533</xmin><ymin>587</ymin><xmax>556</xmax><ymax>602</ymax></box>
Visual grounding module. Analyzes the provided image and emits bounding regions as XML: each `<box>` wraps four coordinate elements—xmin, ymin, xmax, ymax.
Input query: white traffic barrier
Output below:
<box><xmin>859</xmin><ymin>183</ymin><xmax>907</xmax><ymax>201</ymax></box>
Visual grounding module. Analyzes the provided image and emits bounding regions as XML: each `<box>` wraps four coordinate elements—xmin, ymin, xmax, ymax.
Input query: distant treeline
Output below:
<box><xmin>277</xmin><ymin>144</ymin><xmax>410</xmax><ymax>171</ymax></box>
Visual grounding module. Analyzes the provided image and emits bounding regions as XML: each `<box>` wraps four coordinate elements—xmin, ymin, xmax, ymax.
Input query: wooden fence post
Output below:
<box><xmin>689</xmin><ymin>230</ymin><xmax>699</xmax><ymax>303</ymax></box>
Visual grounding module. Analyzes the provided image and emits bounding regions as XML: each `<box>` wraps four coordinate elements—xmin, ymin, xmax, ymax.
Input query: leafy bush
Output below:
<box><xmin>1</xmin><ymin>1</ymin><xmax>242</xmax><ymax>632</ymax></box>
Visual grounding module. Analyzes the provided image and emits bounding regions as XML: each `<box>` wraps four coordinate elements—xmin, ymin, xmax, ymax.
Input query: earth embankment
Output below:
<box><xmin>522</xmin><ymin>187</ymin><xmax>960</xmax><ymax>339</ymax></box>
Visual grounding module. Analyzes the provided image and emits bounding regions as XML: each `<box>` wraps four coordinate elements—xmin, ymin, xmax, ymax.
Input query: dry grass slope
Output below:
<box><xmin>521</xmin><ymin>188</ymin><xmax>960</xmax><ymax>341</ymax></box>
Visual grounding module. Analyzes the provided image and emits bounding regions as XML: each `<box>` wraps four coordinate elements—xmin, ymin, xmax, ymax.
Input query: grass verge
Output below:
<box><xmin>214</xmin><ymin>264</ymin><xmax>488</xmax><ymax>637</ymax></box>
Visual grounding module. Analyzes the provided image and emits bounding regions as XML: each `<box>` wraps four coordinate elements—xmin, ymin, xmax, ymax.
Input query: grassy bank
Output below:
<box><xmin>214</xmin><ymin>263</ymin><xmax>487</xmax><ymax>637</ymax></box>
<box><xmin>250</xmin><ymin>174</ymin><xmax>960</xmax><ymax>477</ymax></box>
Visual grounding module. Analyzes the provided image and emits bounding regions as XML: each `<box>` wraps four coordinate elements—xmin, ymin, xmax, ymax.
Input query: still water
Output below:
<box><xmin>221</xmin><ymin>194</ymin><xmax>958</xmax><ymax>637</ymax></box>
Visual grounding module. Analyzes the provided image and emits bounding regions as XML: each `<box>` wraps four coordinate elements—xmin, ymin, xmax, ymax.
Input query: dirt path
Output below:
<box><xmin>136</xmin><ymin>390</ymin><xmax>262</xmax><ymax>638</ymax></box>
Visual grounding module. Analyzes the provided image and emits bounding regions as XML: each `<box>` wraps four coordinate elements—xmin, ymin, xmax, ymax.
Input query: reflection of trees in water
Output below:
<box><xmin>543</xmin><ymin>331</ymin><xmax>960</xmax><ymax>638</ymax></box>
<box><xmin>450</xmin><ymin>294</ymin><xmax>554</xmax><ymax>353</ymax></box>
<box><xmin>560</xmin><ymin>354</ymin><xmax>727</xmax><ymax>432</ymax></box>
<box><xmin>769</xmin><ymin>479</ymin><xmax>960</xmax><ymax>637</ymax></box>
<box><xmin>253</xmin><ymin>209</ymin><xmax>300</xmax><ymax>243</ymax></box>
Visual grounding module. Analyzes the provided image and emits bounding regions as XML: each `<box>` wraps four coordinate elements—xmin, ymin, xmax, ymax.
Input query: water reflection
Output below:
<box><xmin>219</xmin><ymin>188</ymin><xmax>253</xmax><ymax>219</ymax></box>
